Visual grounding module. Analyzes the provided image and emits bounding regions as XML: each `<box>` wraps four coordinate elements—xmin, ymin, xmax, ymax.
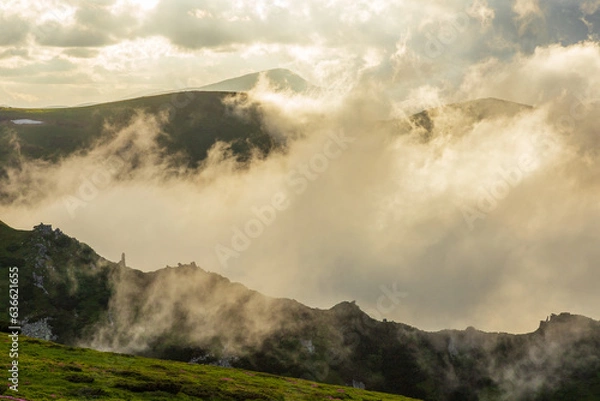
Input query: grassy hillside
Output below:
<box><xmin>1</xmin><ymin>220</ymin><xmax>600</xmax><ymax>400</ymax></box>
<box><xmin>0</xmin><ymin>91</ymin><xmax>274</xmax><ymax>171</ymax></box>
<box><xmin>0</xmin><ymin>334</ymin><xmax>420</xmax><ymax>401</ymax></box>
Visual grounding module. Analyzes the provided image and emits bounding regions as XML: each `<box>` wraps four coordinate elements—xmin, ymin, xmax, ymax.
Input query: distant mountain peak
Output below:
<box><xmin>329</xmin><ymin>300</ymin><xmax>364</xmax><ymax>316</ymax></box>
<box><xmin>198</xmin><ymin>68</ymin><xmax>313</xmax><ymax>93</ymax></box>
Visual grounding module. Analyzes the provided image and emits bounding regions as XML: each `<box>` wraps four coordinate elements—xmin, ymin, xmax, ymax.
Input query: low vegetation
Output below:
<box><xmin>0</xmin><ymin>335</ymin><xmax>419</xmax><ymax>401</ymax></box>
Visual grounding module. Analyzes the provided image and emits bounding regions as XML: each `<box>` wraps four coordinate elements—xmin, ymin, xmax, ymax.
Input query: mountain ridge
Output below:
<box><xmin>1</xmin><ymin>220</ymin><xmax>599</xmax><ymax>400</ymax></box>
<box><xmin>0</xmin><ymin>95</ymin><xmax>530</xmax><ymax>181</ymax></box>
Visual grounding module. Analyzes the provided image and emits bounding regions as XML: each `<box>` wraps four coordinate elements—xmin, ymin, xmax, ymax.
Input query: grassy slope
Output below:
<box><xmin>0</xmin><ymin>91</ymin><xmax>272</xmax><ymax>169</ymax></box>
<box><xmin>0</xmin><ymin>335</ymin><xmax>420</xmax><ymax>401</ymax></box>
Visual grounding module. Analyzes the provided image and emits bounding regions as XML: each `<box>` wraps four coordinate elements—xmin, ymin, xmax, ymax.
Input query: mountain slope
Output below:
<box><xmin>0</xmin><ymin>221</ymin><xmax>117</xmax><ymax>343</ymax></box>
<box><xmin>0</xmin><ymin>334</ymin><xmax>419</xmax><ymax>401</ymax></box>
<box><xmin>1</xmin><ymin>221</ymin><xmax>600</xmax><ymax>400</ymax></box>
<box><xmin>0</xmin><ymin>69</ymin><xmax>312</xmax><ymax>174</ymax></box>
<box><xmin>0</xmin><ymin>95</ymin><xmax>528</xmax><ymax>179</ymax></box>
<box><xmin>0</xmin><ymin>96</ymin><xmax>530</xmax><ymax>208</ymax></box>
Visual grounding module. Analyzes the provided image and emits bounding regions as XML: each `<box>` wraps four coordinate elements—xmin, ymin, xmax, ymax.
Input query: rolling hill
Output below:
<box><xmin>0</xmin><ymin>91</ymin><xmax>273</xmax><ymax>171</ymax></box>
<box><xmin>0</xmin><ymin>69</ymin><xmax>311</xmax><ymax>179</ymax></box>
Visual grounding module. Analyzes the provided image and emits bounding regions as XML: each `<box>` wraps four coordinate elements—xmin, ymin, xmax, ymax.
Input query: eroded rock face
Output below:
<box><xmin>22</xmin><ymin>318</ymin><xmax>57</xmax><ymax>341</ymax></box>
<box><xmin>1</xmin><ymin>221</ymin><xmax>116</xmax><ymax>344</ymax></box>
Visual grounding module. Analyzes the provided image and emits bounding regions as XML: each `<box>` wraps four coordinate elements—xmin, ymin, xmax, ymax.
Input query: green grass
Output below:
<box><xmin>0</xmin><ymin>91</ymin><xmax>274</xmax><ymax>171</ymax></box>
<box><xmin>0</xmin><ymin>335</ymin><xmax>421</xmax><ymax>401</ymax></box>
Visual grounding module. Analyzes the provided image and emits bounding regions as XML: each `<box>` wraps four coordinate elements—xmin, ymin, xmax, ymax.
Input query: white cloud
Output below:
<box><xmin>467</xmin><ymin>0</ymin><xmax>495</xmax><ymax>28</ymax></box>
<box><xmin>512</xmin><ymin>0</ymin><xmax>541</xmax><ymax>21</ymax></box>
<box><xmin>581</xmin><ymin>0</ymin><xmax>600</xmax><ymax>15</ymax></box>
<box><xmin>459</xmin><ymin>41</ymin><xmax>600</xmax><ymax>105</ymax></box>
<box><xmin>0</xmin><ymin>0</ymin><xmax>596</xmax><ymax>106</ymax></box>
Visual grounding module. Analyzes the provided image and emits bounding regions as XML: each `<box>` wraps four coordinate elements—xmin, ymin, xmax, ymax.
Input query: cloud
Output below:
<box><xmin>581</xmin><ymin>0</ymin><xmax>600</xmax><ymax>15</ymax></box>
<box><xmin>34</xmin><ymin>24</ymin><xmax>115</xmax><ymax>48</ymax></box>
<box><xmin>467</xmin><ymin>0</ymin><xmax>496</xmax><ymax>28</ymax></box>
<box><xmin>459</xmin><ymin>41</ymin><xmax>600</xmax><ymax>104</ymax></box>
<box><xmin>0</xmin><ymin>15</ymin><xmax>30</xmax><ymax>46</ymax></box>
<box><xmin>28</xmin><ymin>1</ymin><xmax>141</xmax><ymax>48</ymax></box>
<box><xmin>0</xmin><ymin>48</ymin><xmax>29</xmax><ymax>60</ymax></box>
<box><xmin>0</xmin><ymin>57</ymin><xmax>76</xmax><ymax>78</ymax></box>
<box><xmin>63</xmin><ymin>47</ymin><xmax>99</xmax><ymax>58</ymax></box>
<box><xmin>0</xmin><ymin>0</ymin><xmax>599</xmax><ymax>107</ymax></box>
<box><xmin>512</xmin><ymin>0</ymin><xmax>542</xmax><ymax>21</ymax></box>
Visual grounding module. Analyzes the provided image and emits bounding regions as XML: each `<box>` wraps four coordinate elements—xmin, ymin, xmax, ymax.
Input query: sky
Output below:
<box><xmin>2</xmin><ymin>0</ymin><xmax>600</xmax><ymax>334</ymax></box>
<box><xmin>1</xmin><ymin>0</ymin><xmax>598</xmax><ymax>107</ymax></box>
